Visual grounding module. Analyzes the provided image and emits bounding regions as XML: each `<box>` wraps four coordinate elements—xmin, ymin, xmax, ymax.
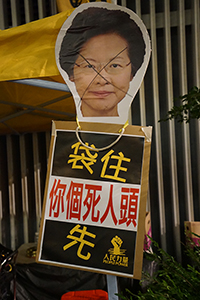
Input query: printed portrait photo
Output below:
<box><xmin>55</xmin><ymin>2</ymin><xmax>151</xmax><ymax>124</ymax></box>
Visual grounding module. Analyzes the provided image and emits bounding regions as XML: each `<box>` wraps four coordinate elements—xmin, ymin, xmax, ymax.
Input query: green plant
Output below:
<box><xmin>160</xmin><ymin>86</ymin><xmax>200</xmax><ymax>123</ymax></box>
<box><xmin>118</xmin><ymin>235</ymin><xmax>200</xmax><ymax>300</ymax></box>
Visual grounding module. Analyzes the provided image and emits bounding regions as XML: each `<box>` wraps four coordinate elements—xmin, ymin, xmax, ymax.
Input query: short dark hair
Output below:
<box><xmin>59</xmin><ymin>7</ymin><xmax>145</xmax><ymax>79</ymax></box>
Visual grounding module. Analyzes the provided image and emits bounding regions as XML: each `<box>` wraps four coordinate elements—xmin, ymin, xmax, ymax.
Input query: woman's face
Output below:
<box><xmin>71</xmin><ymin>33</ymin><xmax>133</xmax><ymax>117</ymax></box>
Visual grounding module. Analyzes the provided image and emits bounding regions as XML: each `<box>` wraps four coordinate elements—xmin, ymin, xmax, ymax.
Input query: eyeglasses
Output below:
<box><xmin>75</xmin><ymin>59</ymin><xmax>131</xmax><ymax>75</ymax></box>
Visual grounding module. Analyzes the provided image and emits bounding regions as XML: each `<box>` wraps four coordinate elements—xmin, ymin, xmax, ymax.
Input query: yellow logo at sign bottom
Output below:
<box><xmin>103</xmin><ymin>235</ymin><xmax>128</xmax><ymax>267</ymax></box>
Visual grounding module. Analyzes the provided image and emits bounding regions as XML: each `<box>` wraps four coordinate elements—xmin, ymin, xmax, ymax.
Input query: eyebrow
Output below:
<box><xmin>79</xmin><ymin>46</ymin><xmax>128</xmax><ymax>65</ymax></box>
<box><xmin>83</xmin><ymin>57</ymin><xmax>126</xmax><ymax>62</ymax></box>
<box><xmin>80</xmin><ymin>58</ymin><xmax>97</xmax><ymax>63</ymax></box>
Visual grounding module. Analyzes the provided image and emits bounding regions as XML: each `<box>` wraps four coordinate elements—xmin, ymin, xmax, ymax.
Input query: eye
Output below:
<box><xmin>110</xmin><ymin>63</ymin><xmax>122</xmax><ymax>69</ymax></box>
<box><xmin>85</xmin><ymin>63</ymin><xmax>95</xmax><ymax>69</ymax></box>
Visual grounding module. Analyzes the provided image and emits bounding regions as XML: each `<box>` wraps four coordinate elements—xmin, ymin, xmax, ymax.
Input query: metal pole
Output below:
<box><xmin>11</xmin><ymin>79</ymin><xmax>70</xmax><ymax>92</ymax></box>
<box><xmin>106</xmin><ymin>275</ymin><xmax>118</xmax><ymax>300</ymax></box>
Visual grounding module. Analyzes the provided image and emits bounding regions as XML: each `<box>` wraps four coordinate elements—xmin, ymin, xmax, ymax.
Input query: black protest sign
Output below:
<box><xmin>36</xmin><ymin>121</ymin><xmax>152</xmax><ymax>279</ymax></box>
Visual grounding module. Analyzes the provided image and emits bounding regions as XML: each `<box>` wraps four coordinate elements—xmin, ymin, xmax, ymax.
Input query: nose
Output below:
<box><xmin>93</xmin><ymin>67</ymin><xmax>109</xmax><ymax>85</ymax></box>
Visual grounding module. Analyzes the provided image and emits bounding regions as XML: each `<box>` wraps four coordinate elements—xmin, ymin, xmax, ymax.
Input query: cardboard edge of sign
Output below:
<box><xmin>36</xmin><ymin>120</ymin><xmax>152</xmax><ymax>280</ymax></box>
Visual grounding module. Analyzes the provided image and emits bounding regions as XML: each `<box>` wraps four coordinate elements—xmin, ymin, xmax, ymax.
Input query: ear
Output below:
<box><xmin>130</xmin><ymin>74</ymin><xmax>134</xmax><ymax>81</ymax></box>
<box><xmin>69</xmin><ymin>75</ymin><xmax>74</xmax><ymax>82</ymax></box>
<box><xmin>131</xmin><ymin>65</ymin><xmax>136</xmax><ymax>80</ymax></box>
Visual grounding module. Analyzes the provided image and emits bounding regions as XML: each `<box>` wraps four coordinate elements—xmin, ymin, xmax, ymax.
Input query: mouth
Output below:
<box><xmin>90</xmin><ymin>91</ymin><xmax>113</xmax><ymax>98</ymax></box>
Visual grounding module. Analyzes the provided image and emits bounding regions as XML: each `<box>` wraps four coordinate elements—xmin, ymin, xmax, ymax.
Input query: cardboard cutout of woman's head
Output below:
<box><xmin>55</xmin><ymin>2</ymin><xmax>151</xmax><ymax>124</ymax></box>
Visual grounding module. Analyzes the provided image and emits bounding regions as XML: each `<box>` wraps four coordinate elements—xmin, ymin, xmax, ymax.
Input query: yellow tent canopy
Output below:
<box><xmin>0</xmin><ymin>9</ymin><xmax>76</xmax><ymax>134</ymax></box>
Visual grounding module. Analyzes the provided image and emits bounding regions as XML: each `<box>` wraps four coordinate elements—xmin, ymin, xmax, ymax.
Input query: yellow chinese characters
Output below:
<box><xmin>67</xmin><ymin>142</ymin><xmax>98</xmax><ymax>174</ymax></box>
<box><xmin>67</xmin><ymin>142</ymin><xmax>131</xmax><ymax>182</ymax></box>
<box><xmin>101</xmin><ymin>150</ymin><xmax>131</xmax><ymax>182</ymax></box>
<box><xmin>63</xmin><ymin>224</ymin><xmax>96</xmax><ymax>260</ymax></box>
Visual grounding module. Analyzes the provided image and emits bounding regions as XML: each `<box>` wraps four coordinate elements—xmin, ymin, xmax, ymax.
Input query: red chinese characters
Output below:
<box><xmin>119</xmin><ymin>187</ymin><xmax>139</xmax><ymax>227</ymax></box>
<box><xmin>66</xmin><ymin>181</ymin><xmax>83</xmax><ymax>220</ymax></box>
<box><xmin>100</xmin><ymin>185</ymin><xmax>117</xmax><ymax>225</ymax></box>
<box><xmin>48</xmin><ymin>178</ymin><xmax>139</xmax><ymax>228</ymax></box>
<box><xmin>83</xmin><ymin>184</ymin><xmax>102</xmax><ymax>222</ymax></box>
<box><xmin>49</xmin><ymin>179</ymin><xmax>66</xmax><ymax>217</ymax></box>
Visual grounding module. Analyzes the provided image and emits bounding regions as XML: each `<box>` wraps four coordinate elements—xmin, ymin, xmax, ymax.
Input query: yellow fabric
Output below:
<box><xmin>0</xmin><ymin>9</ymin><xmax>77</xmax><ymax>134</ymax></box>
<box><xmin>0</xmin><ymin>3</ymin><xmax>112</xmax><ymax>134</ymax></box>
<box><xmin>0</xmin><ymin>78</ymin><xmax>75</xmax><ymax>134</ymax></box>
<box><xmin>0</xmin><ymin>9</ymin><xmax>74</xmax><ymax>82</ymax></box>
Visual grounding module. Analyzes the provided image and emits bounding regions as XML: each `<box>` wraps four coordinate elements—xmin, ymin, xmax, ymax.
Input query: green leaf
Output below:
<box><xmin>159</xmin><ymin>86</ymin><xmax>200</xmax><ymax>123</ymax></box>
